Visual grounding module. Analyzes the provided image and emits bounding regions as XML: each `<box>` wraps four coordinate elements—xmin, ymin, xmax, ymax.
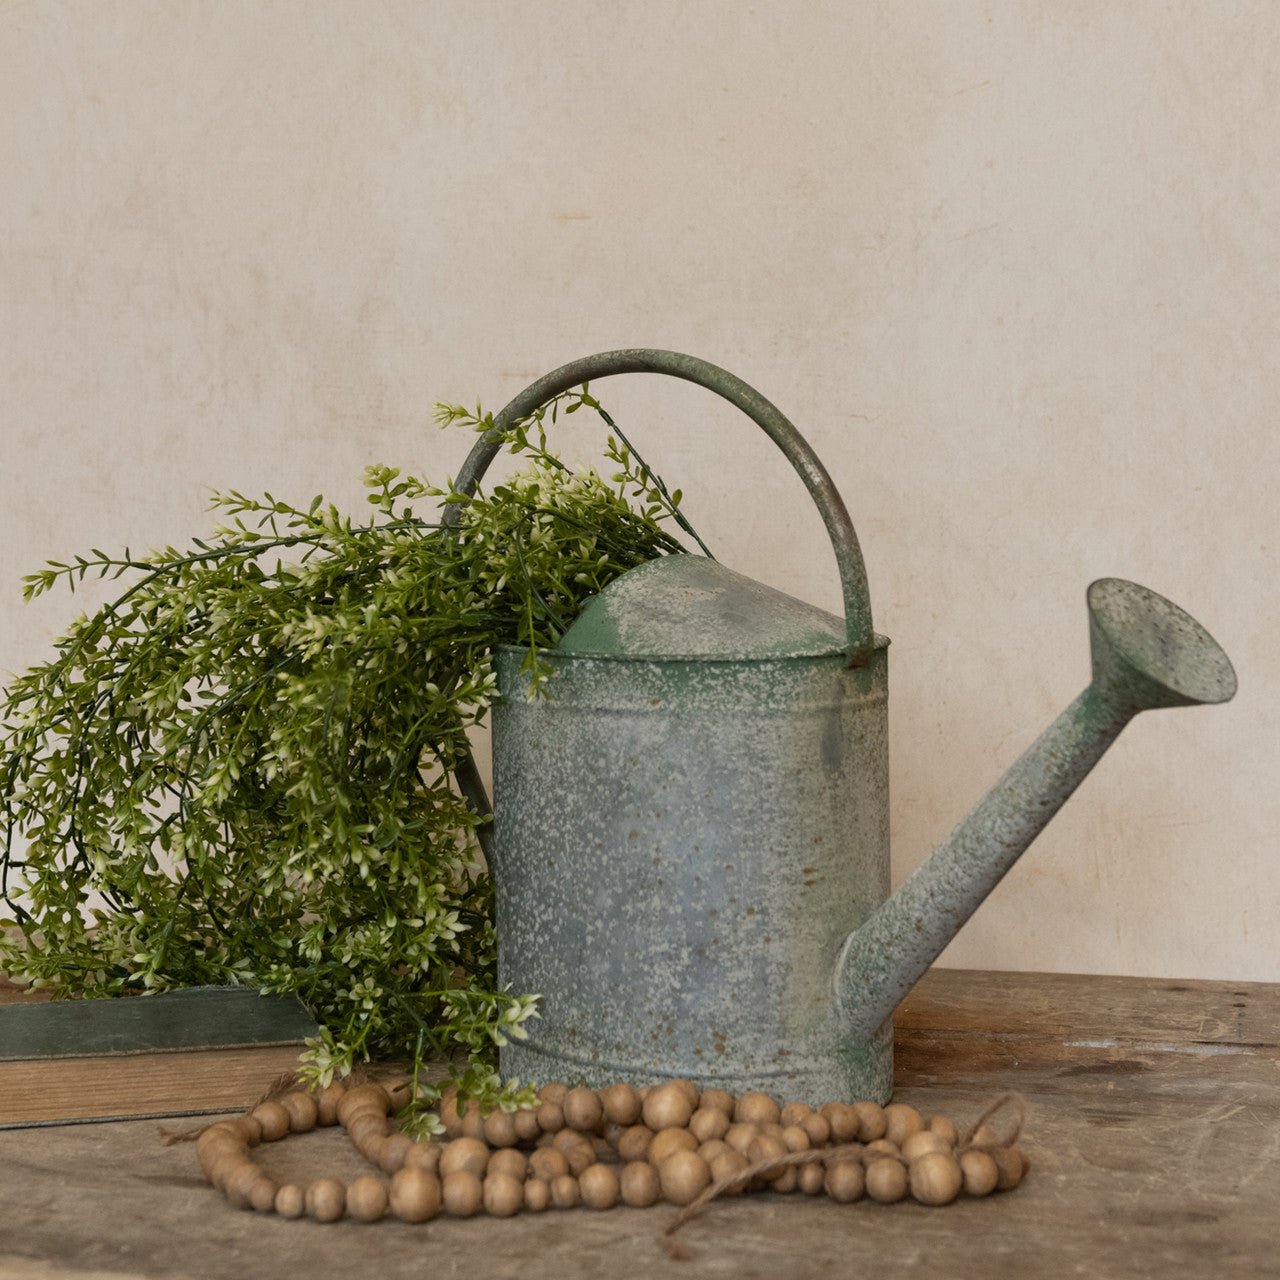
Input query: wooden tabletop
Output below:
<box><xmin>1</xmin><ymin>968</ymin><xmax>1276</xmax><ymax>1279</ymax></box>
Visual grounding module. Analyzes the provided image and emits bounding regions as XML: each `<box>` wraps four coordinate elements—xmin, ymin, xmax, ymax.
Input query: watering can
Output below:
<box><xmin>448</xmin><ymin>349</ymin><xmax>1237</xmax><ymax>1105</ymax></box>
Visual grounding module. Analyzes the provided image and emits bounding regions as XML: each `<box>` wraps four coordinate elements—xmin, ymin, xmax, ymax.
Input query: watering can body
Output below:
<box><xmin>491</xmin><ymin>557</ymin><xmax>892</xmax><ymax>1102</ymax></box>
<box><xmin>448</xmin><ymin>349</ymin><xmax>1237</xmax><ymax>1104</ymax></box>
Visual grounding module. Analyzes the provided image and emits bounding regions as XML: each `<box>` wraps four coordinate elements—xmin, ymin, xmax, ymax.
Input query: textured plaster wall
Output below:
<box><xmin>2</xmin><ymin>2</ymin><xmax>1275</xmax><ymax>981</ymax></box>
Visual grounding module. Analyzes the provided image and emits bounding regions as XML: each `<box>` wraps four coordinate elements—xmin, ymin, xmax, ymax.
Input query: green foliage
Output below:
<box><xmin>0</xmin><ymin>390</ymin><xmax>687</xmax><ymax>1125</ymax></box>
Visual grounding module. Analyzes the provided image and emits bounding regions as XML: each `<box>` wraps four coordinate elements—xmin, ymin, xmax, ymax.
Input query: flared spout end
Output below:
<box><xmin>1087</xmin><ymin>578</ymin><xmax>1237</xmax><ymax>712</ymax></box>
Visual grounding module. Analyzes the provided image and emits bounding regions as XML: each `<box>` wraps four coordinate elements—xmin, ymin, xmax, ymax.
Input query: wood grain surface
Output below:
<box><xmin>0</xmin><ymin>968</ymin><xmax>1276</xmax><ymax>1280</ymax></box>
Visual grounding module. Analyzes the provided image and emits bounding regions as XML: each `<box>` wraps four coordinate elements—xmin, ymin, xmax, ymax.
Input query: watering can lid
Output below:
<box><xmin>555</xmin><ymin>554</ymin><xmax>851</xmax><ymax>659</ymax></box>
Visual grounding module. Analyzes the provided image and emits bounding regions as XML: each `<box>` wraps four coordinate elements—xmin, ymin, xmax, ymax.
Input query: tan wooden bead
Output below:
<box><xmin>708</xmin><ymin>1147</ymin><xmax>750</xmax><ymax>1195</ymax></box>
<box><xmin>928</xmin><ymin>1115</ymin><xmax>958</xmax><ymax>1147</ymax></box>
<box><xmin>524</xmin><ymin>1179</ymin><xmax>551</xmax><ymax>1212</ymax></box>
<box><xmin>799</xmin><ymin>1112</ymin><xmax>831</xmax><ymax>1147</ymax></box>
<box><xmin>733</xmin><ymin>1091</ymin><xmax>781</xmax><ymax>1127</ymax></box>
<box><xmin>549</xmin><ymin>1174</ymin><xmax>580</xmax><ymax>1209</ymax></box>
<box><xmin>780</xmin><ymin>1125</ymin><xmax>811</xmax><ymax>1153</ymax></box>
<box><xmin>698</xmin><ymin>1088</ymin><xmax>736</xmax><ymax>1116</ymax></box>
<box><xmin>388</xmin><ymin>1168</ymin><xmax>441</xmax><ymax>1222</ymax></box>
<box><xmin>562</xmin><ymin>1086</ymin><xmax>605</xmax><ymax>1134</ymax></box>
<box><xmin>599</xmin><ymin>1082</ymin><xmax>642</xmax><ymax>1126</ymax></box>
<box><xmin>616</xmin><ymin>1124</ymin><xmax>654</xmax><ymax>1163</ymax></box>
<box><xmin>819</xmin><ymin>1102</ymin><xmax>860</xmax><ymax>1143</ymax></box>
<box><xmin>250</xmin><ymin>1101</ymin><xmax>291</xmax><ymax>1143</ymax></box>
<box><xmin>865</xmin><ymin>1157</ymin><xmax>908</xmax><ymax>1204</ymax></box>
<box><xmin>403</xmin><ymin>1140</ymin><xmax>442</xmax><ymax>1174</ymax></box>
<box><xmin>909</xmin><ymin>1151</ymin><xmax>963</xmax><ymax>1206</ymax></box>
<box><xmin>658</xmin><ymin>1149</ymin><xmax>711</xmax><ymax>1206</ymax></box>
<box><xmin>483</xmin><ymin>1109</ymin><xmax>520</xmax><ymax>1148</ymax></box>
<box><xmin>900</xmin><ymin>1130</ymin><xmax>951</xmax><ymax>1164</ymax></box>
<box><xmin>483</xmin><ymin>1172</ymin><xmax>525</xmax><ymax>1218</ymax></box>
<box><xmin>314</xmin><ymin>1081</ymin><xmax>346</xmax><ymax>1126</ymax></box>
<box><xmin>648</xmin><ymin>1127</ymin><xmax>698</xmax><ymax>1166</ymax></box>
<box><xmin>278</xmin><ymin>1091</ymin><xmax>319</xmax><ymax>1133</ymax></box>
<box><xmin>375</xmin><ymin>1134</ymin><xmax>414</xmax><ymax>1174</ymax></box>
<box><xmin>347</xmin><ymin>1175</ymin><xmax>390</xmax><ymax>1222</ymax></box>
<box><xmin>959</xmin><ymin>1149</ymin><xmax>999</xmax><ymax>1197</ymax></box>
<box><xmin>538</xmin><ymin>1082</ymin><xmax>569</xmax><ymax>1105</ymax></box>
<box><xmin>779</xmin><ymin>1102</ymin><xmax>812</xmax><ymax>1127</ymax></box>
<box><xmin>528</xmin><ymin>1146</ymin><xmax>571</xmax><ymax>1182</ymax></box>
<box><xmin>274</xmin><ymin>1183</ymin><xmax>306</xmax><ymax>1218</ymax></box>
<box><xmin>688</xmin><ymin>1106</ymin><xmax>731</xmax><ymax>1144</ymax></box>
<box><xmin>488</xmin><ymin>1148</ymin><xmax>528</xmax><ymax>1181</ymax></box>
<box><xmin>620</xmin><ymin>1160</ymin><xmax>662</xmax><ymax>1208</ymax></box>
<box><xmin>305</xmin><ymin>1177</ymin><xmax>346</xmax><ymax>1222</ymax></box>
<box><xmin>852</xmin><ymin>1101</ymin><xmax>887</xmax><ymax>1142</ymax></box>
<box><xmin>442</xmin><ymin>1170</ymin><xmax>483</xmax><ymax>1217</ymax></box>
<box><xmin>579</xmin><ymin>1163</ymin><xmax>621</xmax><ymax>1210</ymax></box>
<box><xmin>642</xmin><ymin>1082</ymin><xmax>694</xmax><ymax>1132</ymax></box>
<box><xmin>883</xmin><ymin>1103</ymin><xmax>925</xmax><ymax>1148</ymax></box>
<box><xmin>513</xmin><ymin>1108</ymin><xmax>543</xmax><ymax>1144</ymax></box>
<box><xmin>798</xmin><ymin>1162</ymin><xmax>827</xmax><ymax>1195</ymax></box>
<box><xmin>438</xmin><ymin>1136</ymin><xmax>489</xmax><ymax>1180</ymax></box>
<box><xmin>824</xmin><ymin>1159</ymin><xmax>865</xmax><ymax>1203</ymax></box>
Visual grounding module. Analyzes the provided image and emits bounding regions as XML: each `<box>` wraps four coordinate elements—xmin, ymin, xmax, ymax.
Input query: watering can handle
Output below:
<box><xmin>448</xmin><ymin>349</ymin><xmax>877</xmax><ymax>665</ymax></box>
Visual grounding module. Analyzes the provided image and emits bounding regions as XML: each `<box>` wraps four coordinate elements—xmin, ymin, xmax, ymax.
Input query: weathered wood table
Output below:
<box><xmin>1</xmin><ymin>969</ymin><xmax>1276</xmax><ymax>1279</ymax></box>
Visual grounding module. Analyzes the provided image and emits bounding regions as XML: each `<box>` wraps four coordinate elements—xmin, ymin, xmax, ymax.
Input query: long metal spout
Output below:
<box><xmin>834</xmin><ymin>578</ymin><xmax>1237</xmax><ymax>1041</ymax></box>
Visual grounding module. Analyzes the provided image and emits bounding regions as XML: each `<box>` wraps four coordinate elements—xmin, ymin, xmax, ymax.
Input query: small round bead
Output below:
<box><xmin>524</xmin><ymin>1178</ymin><xmax>551</xmax><ymax>1212</ymax></box>
<box><xmin>747</xmin><ymin>1133</ymin><xmax>790</xmax><ymax>1181</ymax></box>
<box><xmin>901</xmin><ymin>1130</ymin><xmax>951</xmax><ymax>1164</ymax></box>
<box><xmin>852</xmin><ymin>1101</ymin><xmax>887</xmax><ymax>1142</ymax></box>
<box><xmin>865</xmin><ymin>1138</ymin><xmax>901</xmax><ymax>1160</ymax></box>
<box><xmin>798</xmin><ymin>1162</ymin><xmax>826</xmax><ymax>1195</ymax></box>
<box><xmin>579</xmin><ymin>1163</ymin><xmax>621</xmax><ymax>1210</ymax></box>
<box><xmin>529</xmin><ymin>1147</ymin><xmax>571</xmax><ymax>1182</ymax></box>
<box><xmin>616</xmin><ymin>1124</ymin><xmax>654</xmax><ymax>1163</ymax></box>
<box><xmin>536</xmin><ymin>1101</ymin><xmax>565</xmax><ymax>1133</ymax></box>
<box><xmin>538</xmin><ymin>1082</ymin><xmax>569</xmax><ymax>1105</ymax></box>
<box><xmin>959</xmin><ymin>1149</ymin><xmax>999</xmax><ymax>1196</ymax></box>
<box><xmin>643</xmin><ymin>1082</ymin><xmax>694</xmax><ymax>1132</ymax></box>
<box><xmin>347</xmin><ymin>1175</ymin><xmax>389</xmax><ymax>1222</ymax></box>
<box><xmin>305</xmin><ymin>1178</ymin><xmax>346</xmax><ymax>1222</ymax></box>
<box><xmin>619</xmin><ymin>1160</ymin><xmax>661</xmax><ymax>1208</ymax></box>
<box><xmin>562</xmin><ymin>1086</ymin><xmax>605</xmax><ymax>1134</ymax></box>
<box><xmin>993</xmin><ymin>1147</ymin><xmax>1028</xmax><ymax>1190</ymax></box>
<box><xmin>513</xmin><ymin>1108</ymin><xmax>543</xmax><ymax>1144</ymax></box>
<box><xmin>599</xmin><ymin>1082</ymin><xmax>642</xmax><ymax>1126</ymax></box>
<box><xmin>314</xmin><ymin>1081</ymin><xmax>346</xmax><ymax>1126</ymax></box>
<box><xmin>337</xmin><ymin>1084</ymin><xmax>391</xmax><ymax>1128</ymax></box>
<box><xmin>800</xmin><ymin>1112</ymin><xmax>832</xmax><ymax>1147</ymax></box>
<box><xmin>484</xmin><ymin>1172</ymin><xmax>525</xmax><ymax>1218</ymax></box>
<box><xmin>278</xmin><ymin>1091</ymin><xmax>319</xmax><ymax>1133</ymax></box>
<box><xmin>488</xmin><ymin>1148</ymin><xmax>528</xmax><ymax>1181</ymax></box>
<box><xmin>733</xmin><ymin>1091</ymin><xmax>781</xmax><ymax>1127</ymax></box>
<box><xmin>688</xmin><ymin>1106</ymin><xmax>730</xmax><ymax>1144</ymax></box>
<box><xmin>659</xmin><ymin>1150</ymin><xmax>712</xmax><ymax>1206</ymax></box>
<box><xmin>929</xmin><ymin>1115</ymin><xmax>958</xmax><ymax>1147</ymax></box>
<box><xmin>389</xmin><ymin>1168</ymin><xmax>442</xmax><ymax>1222</ymax></box>
<box><xmin>723</xmin><ymin>1123</ymin><xmax>760</xmax><ymax>1155</ymax></box>
<box><xmin>824</xmin><ymin>1159</ymin><xmax>865</xmax><ymax>1203</ymax></box>
<box><xmin>648</xmin><ymin>1127</ymin><xmax>698</xmax><ymax>1166</ymax></box>
<box><xmin>698</xmin><ymin>1088</ymin><xmax>736</xmax><ymax>1116</ymax></box>
<box><xmin>248</xmin><ymin>1175</ymin><xmax>279</xmax><ymax>1213</ymax></box>
<box><xmin>549</xmin><ymin>1174</ymin><xmax>580</xmax><ymax>1210</ymax></box>
<box><xmin>275</xmin><ymin>1183</ymin><xmax>305</xmax><ymax>1218</ymax></box>
<box><xmin>459</xmin><ymin>1108</ymin><xmax>487</xmax><ymax>1142</ymax></box>
<box><xmin>669</xmin><ymin>1078</ymin><xmax>700</xmax><ymax>1107</ymax></box>
<box><xmin>484</xmin><ymin>1109</ymin><xmax>520</xmax><ymax>1148</ymax></box>
<box><xmin>882</xmin><ymin>1103</ymin><xmax>924</xmax><ymax>1148</ymax></box>
<box><xmin>403</xmin><ymin>1140</ymin><xmax>442</xmax><ymax>1174</ymax></box>
<box><xmin>779</xmin><ymin>1102</ymin><xmax>812</xmax><ymax>1127</ymax></box>
<box><xmin>250</xmin><ymin>1101</ymin><xmax>291</xmax><ymax>1143</ymax></box>
<box><xmin>224</xmin><ymin>1162</ymin><xmax>265</xmax><ymax>1209</ymax></box>
<box><xmin>375</xmin><ymin>1134</ymin><xmax>414</xmax><ymax>1174</ymax></box>
<box><xmin>708</xmin><ymin>1147</ymin><xmax>750</xmax><ymax>1195</ymax></box>
<box><xmin>442</xmin><ymin>1170</ymin><xmax>483</xmax><ymax>1217</ymax></box>
<box><xmin>781</xmin><ymin>1125</ymin><xmax>811</xmax><ymax>1153</ymax></box>
<box><xmin>819</xmin><ymin>1102</ymin><xmax>859</xmax><ymax>1143</ymax></box>
<box><xmin>439</xmin><ymin>1137</ymin><xmax>489</xmax><ymax>1180</ymax></box>
<box><xmin>910</xmin><ymin>1151</ymin><xmax>963</xmax><ymax>1205</ymax></box>
<box><xmin>865</xmin><ymin>1157</ymin><xmax>908</xmax><ymax>1204</ymax></box>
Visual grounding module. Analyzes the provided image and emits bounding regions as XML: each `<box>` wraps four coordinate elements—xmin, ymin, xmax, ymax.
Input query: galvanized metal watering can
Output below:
<box><xmin>450</xmin><ymin>349</ymin><xmax>1237</xmax><ymax>1105</ymax></box>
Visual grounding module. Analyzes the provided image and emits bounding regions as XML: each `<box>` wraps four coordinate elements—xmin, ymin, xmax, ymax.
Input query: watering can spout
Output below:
<box><xmin>834</xmin><ymin>578</ymin><xmax>1237</xmax><ymax>1041</ymax></box>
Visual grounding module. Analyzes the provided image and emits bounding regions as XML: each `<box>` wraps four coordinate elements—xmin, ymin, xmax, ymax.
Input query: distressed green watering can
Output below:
<box><xmin>449</xmin><ymin>349</ymin><xmax>1237</xmax><ymax>1104</ymax></box>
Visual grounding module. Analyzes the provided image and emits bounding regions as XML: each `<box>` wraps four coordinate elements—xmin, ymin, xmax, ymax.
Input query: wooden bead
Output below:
<box><xmin>579</xmin><ymin>1163</ymin><xmax>621</xmax><ymax>1210</ymax></box>
<box><xmin>669</xmin><ymin>1078</ymin><xmax>700</xmax><ymax>1108</ymax></box>
<box><xmin>747</xmin><ymin>1134</ymin><xmax>790</xmax><ymax>1181</ymax></box>
<box><xmin>442</xmin><ymin>1170</ymin><xmax>483</xmax><ymax>1217</ymax></box>
<box><xmin>599</xmin><ymin>1082</ymin><xmax>642</xmax><ymax>1126</ymax></box>
<box><xmin>959</xmin><ymin>1149</ymin><xmax>999</xmax><ymax>1196</ymax></box>
<box><xmin>642</xmin><ymin>1082</ymin><xmax>694</xmax><ymax>1132</ymax></box>
<box><xmin>553</xmin><ymin>1132</ymin><xmax>596</xmax><ymax>1176</ymax></box>
<box><xmin>436</xmin><ymin>1090</ymin><xmax>465</xmax><ymax>1138</ymax></box>
<box><xmin>314</xmin><ymin>1081</ymin><xmax>346</xmax><ymax>1126</ymax></box>
<box><xmin>901</xmin><ymin>1130</ymin><xmax>951</xmax><ymax>1164</ymax></box>
<box><xmin>536</xmin><ymin>1101</ymin><xmax>565</xmax><ymax>1133</ymax></box>
<box><xmin>524</xmin><ymin>1179</ymin><xmax>551</xmax><ymax>1212</ymax></box>
<box><xmin>538</xmin><ymin>1082</ymin><xmax>569</xmax><ymax>1105</ymax></box>
<box><xmin>865</xmin><ymin>1157</ymin><xmax>908</xmax><ymax>1204</ymax></box>
<box><xmin>798</xmin><ymin>1162</ymin><xmax>827</xmax><ymax>1195</ymax></box>
<box><xmin>528</xmin><ymin>1146</ymin><xmax>571</xmax><ymax>1181</ymax></box>
<box><xmin>865</xmin><ymin>1138</ymin><xmax>901</xmax><ymax>1160</ymax></box>
<box><xmin>779</xmin><ymin>1102</ymin><xmax>812</xmax><ymax>1127</ymax></box>
<box><xmin>403</xmin><ymin>1140</ymin><xmax>442</xmax><ymax>1174</ymax></box>
<box><xmin>824</xmin><ymin>1159</ymin><xmax>865</xmax><ymax>1203</ymax></box>
<box><xmin>549</xmin><ymin>1174</ymin><xmax>580</xmax><ymax>1209</ymax></box>
<box><xmin>698</xmin><ymin>1088</ymin><xmax>736</xmax><ymax>1116</ymax></box>
<box><xmin>459</xmin><ymin>1107</ymin><xmax>487</xmax><ymax>1142</ymax></box>
<box><xmin>883</xmin><ymin>1103</ymin><xmax>924</xmax><ymax>1148</ymax></box>
<box><xmin>483</xmin><ymin>1109</ymin><xmax>520</xmax><ymax>1148</ymax></box>
<box><xmin>483</xmin><ymin>1172</ymin><xmax>525</xmax><ymax>1218</ymax></box>
<box><xmin>562</xmin><ymin>1086</ymin><xmax>605</xmax><ymax>1133</ymax></box>
<box><xmin>375</xmin><ymin>1134</ymin><xmax>413</xmax><ymax>1174</ymax></box>
<box><xmin>910</xmin><ymin>1152</ymin><xmax>963</xmax><ymax>1206</ymax></box>
<box><xmin>688</xmin><ymin>1106</ymin><xmax>731</xmax><ymax>1144</ymax></box>
<box><xmin>278</xmin><ymin>1091</ymin><xmax>318</xmax><ymax>1133</ymax></box>
<box><xmin>819</xmin><ymin>1102</ymin><xmax>859</xmax><ymax>1143</ymax></box>
<box><xmin>852</xmin><ymin>1101</ymin><xmax>887</xmax><ymax>1142</ymax></box>
<box><xmin>708</xmin><ymin>1147</ymin><xmax>750</xmax><ymax>1195</ymax></box>
<box><xmin>513</xmin><ymin>1108</ymin><xmax>543</xmax><ymax>1144</ymax></box>
<box><xmin>723</xmin><ymin>1123</ymin><xmax>760</xmax><ymax>1155</ymax></box>
<box><xmin>800</xmin><ymin>1112</ymin><xmax>831</xmax><ymax>1147</ymax></box>
<box><xmin>488</xmin><ymin>1148</ymin><xmax>527</xmax><ymax>1181</ymax></box>
<box><xmin>928</xmin><ymin>1115</ymin><xmax>958</xmax><ymax>1147</ymax></box>
<box><xmin>619</xmin><ymin>1160</ymin><xmax>661</xmax><ymax>1208</ymax></box>
<box><xmin>305</xmin><ymin>1177</ymin><xmax>346</xmax><ymax>1222</ymax></box>
<box><xmin>389</xmin><ymin>1168</ymin><xmax>442</xmax><ymax>1222</ymax></box>
<box><xmin>697</xmin><ymin>1139</ymin><xmax>729</xmax><ymax>1166</ymax></box>
<box><xmin>992</xmin><ymin>1147</ymin><xmax>1028</xmax><ymax>1191</ymax></box>
<box><xmin>347</xmin><ymin>1175</ymin><xmax>390</xmax><ymax>1222</ymax></box>
<box><xmin>248</xmin><ymin>1177</ymin><xmax>279</xmax><ymax>1213</ymax></box>
<box><xmin>251</xmin><ymin>1101</ymin><xmax>292</xmax><ymax>1143</ymax></box>
<box><xmin>648</xmin><ymin>1127</ymin><xmax>698</xmax><ymax>1167</ymax></box>
<box><xmin>275</xmin><ymin>1183</ymin><xmax>305</xmax><ymax>1218</ymax></box>
<box><xmin>616</xmin><ymin>1124</ymin><xmax>654</xmax><ymax>1163</ymax></box>
<box><xmin>733</xmin><ymin>1091</ymin><xmax>781</xmax><ymax>1127</ymax></box>
<box><xmin>780</xmin><ymin>1125</ymin><xmax>811</xmax><ymax>1153</ymax></box>
<box><xmin>658</xmin><ymin>1150</ymin><xmax>711</xmax><ymax>1206</ymax></box>
<box><xmin>337</xmin><ymin>1084</ymin><xmax>391</xmax><ymax>1128</ymax></box>
<box><xmin>439</xmin><ymin>1137</ymin><xmax>489</xmax><ymax>1180</ymax></box>
<box><xmin>223</xmin><ymin>1162</ymin><xmax>264</xmax><ymax>1208</ymax></box>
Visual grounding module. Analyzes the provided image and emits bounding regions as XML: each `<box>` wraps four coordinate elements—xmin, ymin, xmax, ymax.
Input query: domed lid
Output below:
<box><xmin>555</xmin><ymin>554</ymin><xmax>847</xmax><ymax>660</ymax></box>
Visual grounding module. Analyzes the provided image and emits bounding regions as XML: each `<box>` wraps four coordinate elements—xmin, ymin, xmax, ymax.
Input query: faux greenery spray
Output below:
<box><xmin>0</xmin><ymin>390</ymin><xmax>695</xmax><ymax>1129</ymax></box>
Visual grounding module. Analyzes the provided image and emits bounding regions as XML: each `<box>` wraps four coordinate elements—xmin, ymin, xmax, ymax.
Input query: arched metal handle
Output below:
<box><xmin>448</xmin><ymin>348</ymin><xmax>877</xmax><ymax>665</ymax></box>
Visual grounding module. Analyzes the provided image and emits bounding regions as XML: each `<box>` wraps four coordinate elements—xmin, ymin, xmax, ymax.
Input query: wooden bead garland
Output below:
<box><xmin>190</xmin><ymin>1077</ymin><xmax>1029</xmax><ymax>1227</ymax></box>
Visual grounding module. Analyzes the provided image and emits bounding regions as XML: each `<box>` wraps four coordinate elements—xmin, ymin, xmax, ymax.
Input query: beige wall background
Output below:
<box><xmin>2</xmin><ymin>1</ymin><xmax>1275</xmax><ymax>981</ymax></box>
